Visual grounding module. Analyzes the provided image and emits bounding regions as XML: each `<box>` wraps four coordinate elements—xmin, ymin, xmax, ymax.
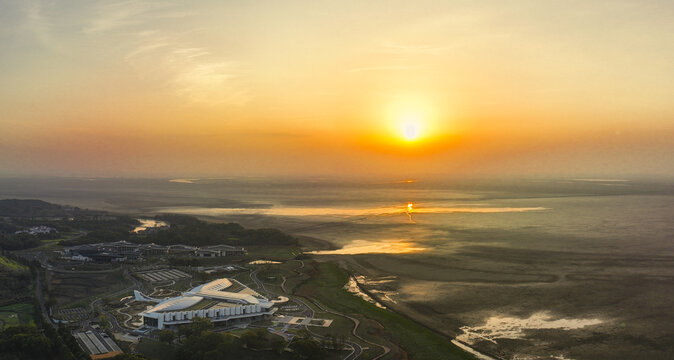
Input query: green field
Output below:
<box><xmin>296</xmin><ymin>261</ymin><xmax>476</xmax><ymax>360</ymax></box>
<box><xmin>245</xmin><ymin>246</ymin><xmax>302</xmax><ymax>261</ymax></box>
<box><xmin>0</xmin><ymin>303</ymin><xmax>35</xmax><ymax>330</ymax></box>
<box><xmin>47</xmin><ymin>269</ymin><xmax>130</xmax><ymax>306</ymax></box>
<box><xmin>0</xmin><ymin>256</ymin><xmax>28</xmax><ymax>271</ymax></box>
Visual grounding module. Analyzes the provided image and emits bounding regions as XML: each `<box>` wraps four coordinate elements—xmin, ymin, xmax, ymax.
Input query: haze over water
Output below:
<box><xmin>2</xmin><ymin>176</ymin><xmax>673</xmax><ymax>358</ymax></box>
<box><xmin>3</xmin><ymin>1</ymin><xmax>674</xmax><ymax>359</ymax></box>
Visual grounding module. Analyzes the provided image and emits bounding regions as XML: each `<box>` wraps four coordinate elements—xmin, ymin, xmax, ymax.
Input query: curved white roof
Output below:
<box><xmin>148</xmin><ymin>296</ymin><xmax>203</xmax><ymax>312</ymax></box>
<box><xmin>141</xmin><ymin>278</ymin><xmax>274</xmax><ymax>318</ymax></box>
<box><xmin>187</xmin><ymin>279</ymin><xmax>261</xmax><ymax>304</ymax></box>
<box><xmin>189</xmin><ymin>278</ymin><xmax>232</xmax><ymax>292</ymax></box>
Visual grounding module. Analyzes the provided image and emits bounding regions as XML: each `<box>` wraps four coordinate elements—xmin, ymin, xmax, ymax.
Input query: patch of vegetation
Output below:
<box><xmin>0</xmin><ymin>232</ymin><xmax>42</xmax><ymax>250</ymax></box>
<box><xmin>47</xmin><ymin>269</ymin><xmax>129</xmax><ymax>306</ymax></box>
<box><xmin>0</xmin><ymin>323</ymin><xmax>89</xmax><ymax>360</ymax></box>
<box><xmin>0</xmin><ymin>199</ymin><xmax>70</xmax><ymax>218</ymax></box>
<box><xmin>0</xmin><ymin>255</ymin><xmax>32</xmax><ymax>305</ymax></box>
<box><xmin>246</xmin><ymin>245</ymin><xmax>301</xmax><ymax>261</ymax></box>
<box><xmin>0</xmin><ymin>199</ymin><xmax>138</xmax><ymax>249</ymax></box>
<box><xmin>132</xmin><ymin>318</ymin><xmax>339</xmax><ymax>360</ymax></box>
<box><xmin>58</xmin><ymin>217</ymin><xmax>140</xmax><ymax>246</ymax></box>
<box><xmin>295</xmin><ymin>261</ymin><xmax>476</xmax><ymax>360</ymax></box>
<box><xmin>135</xmin><ymin>338</ymin><xmax>177</xmax><ymax>360</ymax></box>
<box><xmin>0</xmin><ymin>255</ymin><xmax>28</xmax><ymax>271</ymax></box>
<box><xmin>0</xmin><ymin>303</ymin><xmax>35</xmax><ymax>330</ymax></box>
<box><xmin>143</xmin><ymin>215</ymin><xmax>298</xmax><ymax>247</ymax></box>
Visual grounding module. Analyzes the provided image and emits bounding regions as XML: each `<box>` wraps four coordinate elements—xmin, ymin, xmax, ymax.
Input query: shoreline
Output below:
<box><xmin>349</xmin><ymin>274</ymin><xmax>502</xmax><ymax>360</ymax></box>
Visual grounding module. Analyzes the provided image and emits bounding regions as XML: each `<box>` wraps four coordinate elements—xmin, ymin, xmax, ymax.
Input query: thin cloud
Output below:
<box><xmin>125</xmin><ymin>32</ymin><xmax>248</xmax><ymax>105</ymax></box>
<box><xmin>84</xmin><ymin>0</ymin><xmax>193</xmax><ymax>34</ymax></box>
<box><xmin>24</xmin><ymin>2</ymin><xmax>63</xmax><ymax>52</ymax></box>
<box><xmin>90</xmin><ymin>2</ymin><xmax>249</xmax><ymax>106</ymax></box>
<box><xmin>377</xmin><ymin>41</ymin><xmax>445</xmax><ymax>55</ymax></box>
<box><xmin>348</xmin><ymin>65</ymin><xmax>422</xmax><ymax>73</ymax></box>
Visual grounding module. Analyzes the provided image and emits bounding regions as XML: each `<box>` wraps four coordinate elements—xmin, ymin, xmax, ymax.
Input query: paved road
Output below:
<box><xmin>309</xmin><ymin>298</ymin><xmax>390</xmax><ymax>360</ymax></box>
<box><xmin>90</xmin><ymin>267</ymin><xmax>146</xmax><ymax>335</ymax></box>
<box><xmin>250</xmin><ymin>266</ymin><xmax>366</xmax><ymax>360</ymax></box>
<box><xmin>34</xmin><ymin>269</ymin><xmax>52</xmax><ymax>323</ymax></box>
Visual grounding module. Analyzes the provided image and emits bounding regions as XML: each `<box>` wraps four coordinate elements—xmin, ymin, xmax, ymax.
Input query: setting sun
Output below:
<box><xmin>396</xmin><ymin>110</ymin><xmax>427</xmax><ymax>142</ymax></box>
<box><xmin>403</xmin><ymin>122</ymin><xmax>420</xmax><ymax>141</ymax></box>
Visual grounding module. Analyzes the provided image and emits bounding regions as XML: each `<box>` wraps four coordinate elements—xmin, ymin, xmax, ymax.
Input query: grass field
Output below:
<box><xmin>136</xmin><ymin>338</ymin><xmax>177</xmax><ymax>360</ymax></box>
<box><xmin>0</xmin><ymin>303</ymin><xmax>35</xmax><ymax>330</ymax></box>
<box><xmin>296</xmin><ymin>261</ymin><xmax>476</xmax><ymax>360</ymax></box>
<box><xmin>0</xmin><ymin>256</ymin><xmax>28</xmax><ymax>272</ymax></box>
<box><xmin>245</xmin><ymin>246</ymin><xmax>302</xmax><ymax>261</ymax></box>
<box><xmin>136</xmin><ymin>336</ymin><xmax>348</xmax><ymax>360</ymax></box>
<box><xmin>40</xmin><ymin>231</ymin><xmax>80</xmax><ymax>245</ymax></box>
<box><xmin>47</xmin><ymin>269</ymin><xmax>130</xmax><ymax>306</ymax></box>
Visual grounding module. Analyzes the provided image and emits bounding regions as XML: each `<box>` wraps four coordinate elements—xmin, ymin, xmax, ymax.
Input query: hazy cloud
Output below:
<box><xmin>84</xmin><ymin>0</ymin><xmax>192</xmax><ymax>34</ymax></box>
<box><xmin>377</xmin><ymin>41</ymin><xmax>445</xmax><ymax>55</ymax></box>
<box><xmin>348</xmin><ymin>65</ymin><xmax>422</xmax><ymax>73</ymax></box>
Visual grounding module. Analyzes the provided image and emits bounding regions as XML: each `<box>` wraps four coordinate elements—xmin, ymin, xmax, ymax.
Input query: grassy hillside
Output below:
<box><xmin>296</xmin><ymin>261</ymin><xmax>476</xmax><ymax>360</ymax></box>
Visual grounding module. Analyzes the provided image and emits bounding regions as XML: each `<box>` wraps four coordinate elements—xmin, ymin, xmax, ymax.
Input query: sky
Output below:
<box><xmin>1</xmin><ymin>0</ymin><xmax>673</xmax><ymax>179</ymax></box>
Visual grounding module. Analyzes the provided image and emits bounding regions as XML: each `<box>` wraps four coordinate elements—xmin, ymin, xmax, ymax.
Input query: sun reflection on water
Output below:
<box><xmin>309</xmin><ymin>239</ymin><xmax>427</xmax><ymax>255</ymax></box>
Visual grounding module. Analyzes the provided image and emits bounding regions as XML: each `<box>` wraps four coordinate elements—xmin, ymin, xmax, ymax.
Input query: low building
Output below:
<box><xmin>140</xmin><ymin>243</ymin><xmax>168</xmax><ymax>256</ymax></box>
<box><xmin>65</xmin><ymin>242</ymin><xmax>244</xmax><ymax>262</ymax></box>
<box><xmin>15</xmin><ymin>225</ymin><xmax>57</xmax><ymax>235</ymax></box>
<box><xmin>70</xmin><ymin>254</ymin><xmax>90</xmax><ymax>262</ymax></box>
<box><xmin>107</xmin><ymin>240</ymin><xmax>138</xmax><ymax>255</ymax></box>
<box><xmin>137</xmin><ymin>278</ymin><xmax>275</xmax><ymax>329</ymax></box>
<box><xmin>167</xmin><ymin>244</ymin><xmax>198</xmax><ymax>255</ymax></box>
<box><xmin>196</xmin><ymin>245</ymin><xmax>246</xmax><ymax>257</ymax></box>
<box><xmin>73</xmin><ymin>329</ymin><xmax>122</xmax><ymax>358</ymax></box>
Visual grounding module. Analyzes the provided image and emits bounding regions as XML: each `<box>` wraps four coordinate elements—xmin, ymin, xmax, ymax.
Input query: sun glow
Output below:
<box><xmin>403</xmin><ymin>121</ymin><xmax>420</xmax><ymax>141</ymax></box>
<box><xmin>383</xmin><ymin>97</ymin><xmax>438</xmax><ymax>143</ymax></box>
<box><xmin>399</xmin><ymin>113</ymin><xmax>423</xmax><ymax>141</ymax></box>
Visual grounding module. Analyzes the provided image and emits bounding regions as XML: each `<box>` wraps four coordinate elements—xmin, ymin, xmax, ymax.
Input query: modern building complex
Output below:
<box><xmin>137</xmin><ymin>278</ymin><xmax>275</xmax><ymax>329</ymax></box>
<box><xmin>64</xmin><ymin>241</ymin><xmax>245</xmax><ymax>262</ymax></box>
<box><xmin>196</xmin><ymin>245</ymin><xmax>247</xmax><ymax>257</ymax></box>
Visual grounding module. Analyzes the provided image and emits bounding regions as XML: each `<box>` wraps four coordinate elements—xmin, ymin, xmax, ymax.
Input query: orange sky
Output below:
<box><xmin>1</xmin><ymin>1</ymin><xmax>672</xmax><ymax>178</ymax></box>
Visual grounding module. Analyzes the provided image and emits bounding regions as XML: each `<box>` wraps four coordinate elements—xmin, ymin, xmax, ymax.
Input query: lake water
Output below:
<box><xmin>1</xmin><ymin>176</ymin><xmax>673</xmax><ymax>359</ymax></box>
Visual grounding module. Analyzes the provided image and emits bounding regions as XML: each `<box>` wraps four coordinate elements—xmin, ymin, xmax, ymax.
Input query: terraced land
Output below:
<box><xmin>47</xmin><ymin>269</ymin><xmax>129</xmax><ymax>306</ymax></box>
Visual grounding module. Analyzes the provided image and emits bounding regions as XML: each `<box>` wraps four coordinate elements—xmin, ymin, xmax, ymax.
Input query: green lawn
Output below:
<box><xmin>0</xmin><ymin>256</ymin><xmax>28</xmax><ymax>271</ymax></box>
<box><xmin>297</xmin><ymin>262</ymin><xmax>477</xmax><ymax>360</ymax></box>
<box><xmin>245</xmin><ymin>246</ymin><xmax>302</xmax><ymax>261</ymax></box>
<box><xmin>136</xmin><ymin>337</ymin><xmax>177</xmax><ymax>360</ymax></box>
<box><xmin>0</xmin><ymin>303</ymin><xmax>35</xmax><ymax>330</ymax></box>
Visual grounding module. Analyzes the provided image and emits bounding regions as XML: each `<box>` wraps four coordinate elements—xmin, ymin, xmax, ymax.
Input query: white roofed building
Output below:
<box><xmin>138</xmin><ymin>278</ymin><xmax>275</xmax><ymax>329</ymax></box>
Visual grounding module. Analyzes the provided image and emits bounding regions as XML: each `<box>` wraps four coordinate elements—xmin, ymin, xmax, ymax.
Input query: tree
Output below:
<box><xmin>296</xmin><ymin>329</ymin><xmax>311</xmax><ymax>340</ymax></box>
<box><xmin>178</xmin><ymin>317</ymin><xmax>213</xmax><ymax>340</ymax></box>
<box><xmin>98</xmin><ymin>314</ymin><xmax>111</xmax><ymax>330</ymax></box>
<box><xmin>175</xmin><ymin>331</ymin><xmax>237</xmax><ymax>360</ymax></box>
<box><xmin>289</xmin><ymin>338</ymin><xmax>327</xmax><ymax>360</ymax></box>
<box><xmin>159</xmin><ymin>329</ymin><xmax>175</xmax><ymax>344</ymax></box>
<box><xmin>240</xmin><ymin>328</ymin><xmax>268</xmax><ymax>349</ymax></box>
<box><xmin>113</xmin><ymin>354</ymin><xmax>151</xmax><ymax>360</ymax></box>
<box><xmin>271</xmin><ymin>336</ymin><xmax>286</xmax><ymax>354</ymax></box>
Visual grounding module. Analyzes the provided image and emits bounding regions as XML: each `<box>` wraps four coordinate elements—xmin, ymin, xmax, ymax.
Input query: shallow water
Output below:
<box><xmin>1</xmin><ymin>177</ymin><xmax>672</xmax><ymax>359</ymax></box>
<box><xmin>248</xmin><ymin>260</ymin><xmax>282</xmax><ymax>265</ymax></box>
<box><xmin>456</xmin><ymin>312</ymin><xmax>603</xmax><ymax>345</ymax></box>
<box><xmin>309</xmin><ymin>239</ymin><xmax>426</xmax><ymax>255</ymax></box>
<box><xmin>343</xmin><ymin>276</ymin><xmax>386</xmax><ymax>309</ymax></box>
<box><xmin>133</xmin><ymin>218</ymin><xmax>168</xmax><ymax>233</ymax></box>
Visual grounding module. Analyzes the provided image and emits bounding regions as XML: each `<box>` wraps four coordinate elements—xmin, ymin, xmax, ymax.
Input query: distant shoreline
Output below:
<box><xmin>349</xmin><ymin>272</ymin><xmax>502</xmax><ymax>360</ymax></box>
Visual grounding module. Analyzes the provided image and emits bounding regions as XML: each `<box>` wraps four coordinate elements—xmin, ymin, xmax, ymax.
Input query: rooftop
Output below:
<box><xmin>143</xmin><ymin>278</ymin><xmax>272</xmax><ymax>314</ymax></box>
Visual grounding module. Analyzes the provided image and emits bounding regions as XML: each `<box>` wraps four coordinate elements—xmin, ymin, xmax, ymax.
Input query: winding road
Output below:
<box><xmin>249</xmin><ymin>262</ymin><xmax>392</xmax><ymax>360</ymax></box>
